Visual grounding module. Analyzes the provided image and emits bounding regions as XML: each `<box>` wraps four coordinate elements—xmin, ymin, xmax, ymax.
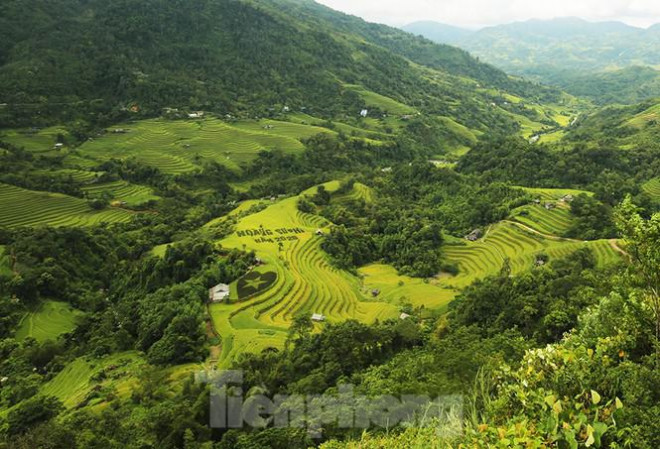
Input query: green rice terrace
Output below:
<box><xmin>82</xmin><ymin>180</ymin><xmax>160</xmax><ymax>207</ymax></box>
<box><xmin>0</xmin><ymin>183</ymin><xmax>135</xmax><ymax>228</ymax></box>
<box><xmin>509</xmin><ymin>187</ymin><xmax>591</xmax><ymax>236</ymax></box>
<box><xmin>199</xmin><ymin>181</ymin><xmax>623</xmax><ymax>368</ymax></box>
<box><xmin>15</xmin><ymin>300</ymin><xmax>84</xmax><ymax>343</ymax></box>
<box><xmin>0</xmin><ymin>126</ymin><xmax>69</xmax><ymax>153</ymax></box>
<box><xmin>0</xmin><ymin>245</ymin><xmax>12</xmax><ymax>277</ymax></box>
<box><xmin>72</xmin><ymin>117</ymin><xmax>363</xmax><ymax>174</ymax></box>
<box><xmin>643</xmin><ymin>177</ymin><xmax>660</xmax><ymax>201</ymax></box>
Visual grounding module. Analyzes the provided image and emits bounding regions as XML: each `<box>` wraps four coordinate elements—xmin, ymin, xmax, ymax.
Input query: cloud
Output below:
<box><xmin>316</xmin><ymin>0</ymin><xmax>660</xmax><ymax>28</ymax></box>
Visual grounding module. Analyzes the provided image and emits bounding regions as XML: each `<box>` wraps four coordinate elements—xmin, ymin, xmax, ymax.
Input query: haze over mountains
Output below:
<box><xmin>404</xmin><ymin>17</ymin><xmax>660</xmax><ymax>103</ymax></box>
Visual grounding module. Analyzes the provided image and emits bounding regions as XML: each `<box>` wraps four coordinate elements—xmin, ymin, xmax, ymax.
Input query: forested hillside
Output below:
<box><xmin>0</xmin><ymin>0</ymin><xmax>555</xmax><ymax>133</ymax></box>
<box><xmin>404</xmin><ymin>17</ymin><xmax>660</xmax><ymax>104</ymax></box>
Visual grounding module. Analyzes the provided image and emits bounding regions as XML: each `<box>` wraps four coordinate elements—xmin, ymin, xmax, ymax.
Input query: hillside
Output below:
<box><xmin>401</xmin><ymin>21</ymin><xmax>472</xmax><ymax>45</ymax></box>
<box><xmin>404</xmin><ymin>17</ymin><xmax>660</xmax><ymax>104</ymax></box>
<box><xmin>0</xmin><ymin>0</ymin><xmax>556</xmax><ymax>138</ymax></box>
<box><xmin>565</xmin><ymin>98</ymin><xmax>660</xmax><ymax>151</ymax></box>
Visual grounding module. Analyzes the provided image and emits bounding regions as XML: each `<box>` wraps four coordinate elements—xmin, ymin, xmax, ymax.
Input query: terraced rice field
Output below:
<box><xmin>209</xmin><ymin>182</ymin><xmax>400</xmax><ymax>367</ymax></box>
<box><xmin>522</xmin><ymin>187</ymin><xmax>592</xmax><ymax>201</ymax></box>
<box><xmin>76</xmin><ymin>118</ymin><xmax>326</xmax><ymax>173</ymax></box>
<box><xmin>1</xmin><ymin>126</ymin><xmax>69</xmax><ymax>152</ymax></box>
<box><xmin>231</xmin><ymin>119</ymin><xmax>334</xmax><ymax>140</ymax></box>
<box><xmin>512</xmin><ymin>204</ymin><xmax>574</xmax><ymax>236</ymax></box>
<box><xmin>33</xmin><ymin>168</ymin><xmax>103</xmax><ymax>183</ymax></box>
<box><xmin>508</xmin><ymin>188</ymin><xmax>595</xmax><ymax>236</ymax></box>
<box><xmin>358</xmin><ymin>264</ymin><xmax>455</xmax><ymax>311</ymax></box>
<box><xmin>41</xmin><ymin>352</ymin><xmax>144</xmax><ymax>408</ymax></box>
<box><xmin>642</xmin><ymin>178</ymin><xmax>660</xmax><ymax>201</ymax></box>
<box><xmin>345</xmin><ymin>84</ymin><xmax>416</xmax><ymax>115</ymax></box>
<box><xmin>442</xmin><ymin>222</ymin><xmax>621</xmax><ymax>289</ymax></box>
<box><xmin>206</xmin><ymin>181</ymin><xmax>623</xmax><ymax>366</ymax></box>
<box><xmin>83</xmin><ymin>180</ymin><xmax>159</xmax><ymax>206</ymax></box>
<box><xmin>0</xmin><ymin>183</ymin><xmax>135</xmax><ymax>228</ymax></box>
<box><xmin>284</xmin><ymin>113</ymin><xmax>390</xmax><ymax>140</ymax></box>
<box><xmin>333</xmin><ymin>182</ymin><xmax>375</xmax><ymax>203</ymax></box>
<box><xmin>626</xmin><ymin>103</ymin><xmax>660</xmax><ymax>128</ymax></box>
<box><xmin>15</xmin><ymin>300</ymin><xmax>84</xmax><ymax>342</ymax></box>
<box><xmin>0</xmin><ymin>245</ymin><xmax>12</xmax><ymax>276</ymax></box>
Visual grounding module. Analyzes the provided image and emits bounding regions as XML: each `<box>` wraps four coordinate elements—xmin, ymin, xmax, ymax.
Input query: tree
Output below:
<box><xmin>615</xmin><ymin>196</ymin><xmax>660</xmax><ymax>366</ymax></box>
<box><xmin>5</xmin><ymin>395</ymin><xmax>63</xmax><ymax>436</ymax></box>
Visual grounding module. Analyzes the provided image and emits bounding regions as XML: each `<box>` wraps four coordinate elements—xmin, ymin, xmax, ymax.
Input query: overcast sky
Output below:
<box><xmin>316</xmin><ymin>0</ymin><xmax>660</xmax><ymax>29</ymax></box>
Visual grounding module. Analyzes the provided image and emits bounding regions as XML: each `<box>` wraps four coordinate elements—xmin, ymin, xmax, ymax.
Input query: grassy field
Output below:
<box><xmin>82</xmin><ymin>180</ymin><xmax>160</xmax><ymax>207</ymax></box>
<box><xmin>15</xmin><ymin>300</ymin><xmax>84</xmax><ymax>342</ymax></box>
<box><xmin>0</xmin><ymin>183</ymin><xmax>135</xmax><ymax>228</ymax></box>
<box><xmin>75</xmin><ymin>117</ymin><xmax>336</xmax><ymax>174</ymax></box>
<box><xmin>643</xmin><ymin>178</ymin><xmax>660</xmax><ymax>201</ymax></box>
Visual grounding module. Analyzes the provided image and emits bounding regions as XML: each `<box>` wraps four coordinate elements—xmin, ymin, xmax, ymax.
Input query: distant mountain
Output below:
<box><xmin>460</xmin><ymin>18</ymin><xmax>659</xmax><ymax>73</ymax></box>
<box><xmin>402</xmin><ymin>17</ymin><xmax>660</xmax><ymax>104</ymax></box>
<box><xmin>402</xmin><ymin>21</ymin><xmax>472</xmax><ymax>45</ymax></box>
<box><xmin>550</xmin><ymin>66</ymin><xmax>660</xmax><ymax>105</ymax></box>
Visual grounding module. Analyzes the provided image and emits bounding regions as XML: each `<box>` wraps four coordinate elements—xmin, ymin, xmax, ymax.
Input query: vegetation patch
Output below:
<box><xmin>15</xmin><ymin>300</ymin><xmax>84</xmax><ymax>343</ymax></box>
<box><xmin>236</xmin><ymin>270</ymin><xmax>278</xmax><ymax>299</ymax></box>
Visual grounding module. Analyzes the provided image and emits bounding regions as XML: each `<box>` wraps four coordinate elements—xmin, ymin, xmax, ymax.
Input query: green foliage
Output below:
<box><xmin>565</xmin><ymin>194</ymin><xmax>617</xmax><ymax>240</ymax></box>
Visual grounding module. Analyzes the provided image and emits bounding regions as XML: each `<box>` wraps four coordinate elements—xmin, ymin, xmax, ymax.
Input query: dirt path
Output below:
<box><xmin>205</xmin><ymin>305</ymin><xmax>221</xmax><ymax>365</ymax></box>
<box><xmin>609</xmin><ymin>239</ymin><xmax>629</xmax><ymax>257</ymax></box>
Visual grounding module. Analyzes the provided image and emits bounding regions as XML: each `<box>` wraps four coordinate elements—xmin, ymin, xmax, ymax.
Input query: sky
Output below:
<box><xmin>316</xmin><ymin>0</ymin><xmax>660</xmax><ymax>29</ymax></box>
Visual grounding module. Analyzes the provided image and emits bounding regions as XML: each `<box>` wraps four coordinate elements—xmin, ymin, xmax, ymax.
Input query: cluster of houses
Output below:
<box><xmin>534</xmin><ymin>194</ymin><xmax>574</xmax><ymax>210</ymax></box>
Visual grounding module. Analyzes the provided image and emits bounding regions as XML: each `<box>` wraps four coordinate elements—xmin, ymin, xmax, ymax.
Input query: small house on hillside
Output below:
<box><xmin>315</xmin><ymin>229</ymin><xmax>324</xmax><ymax>236</ymax></box>
<box><xmin>371</xmin><ymin>289</ymin><xmax>380</xmax><ymax>297</ymax></box>
<box><xmin>399</xmin><ymin>312</ymin><xmax>411</xmax><ymax>320</ymax></box>
<box><xmin>311</xmin><ymin>313</ymin><xmax>326</xmax><ymax>322</ymax></box>
<box><xmin>466</xmin><ymin>229</ymin><xmax>483</xmax><ymax>242</ymax></box>
<box><xmin>560</xmin><ymin>194</ymin><xmax>574</xmax><ymax>203</ymax></box>
<box><xmin>544</xmin><ymin>202</ymin><xmax>556</xmax><ymax>210</ymax></box>
<box><xmin>209</xmin><ymin>283</ymin><xmax>230</xmax><ymax>303</ymax></box>
<box><xmin>360</xmin><ymin>109</ymin><xmax>369</xmax><ymax>118</ymax></box>
<box><xmin>54</xmin><ymin>143</ymin><xmax>64</xmax><ymax>150</ymax></box>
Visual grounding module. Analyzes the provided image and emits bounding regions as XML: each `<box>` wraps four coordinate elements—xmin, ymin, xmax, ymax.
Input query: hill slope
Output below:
<box><xmin>0</xmin><ymin>0</ymin><xmax>556</xmax><ymax>137</ymax></box>
<box><xmin>404</xmin><ymin>17</ymin><xmax>660</xmax><ymax>104</ymax></box>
